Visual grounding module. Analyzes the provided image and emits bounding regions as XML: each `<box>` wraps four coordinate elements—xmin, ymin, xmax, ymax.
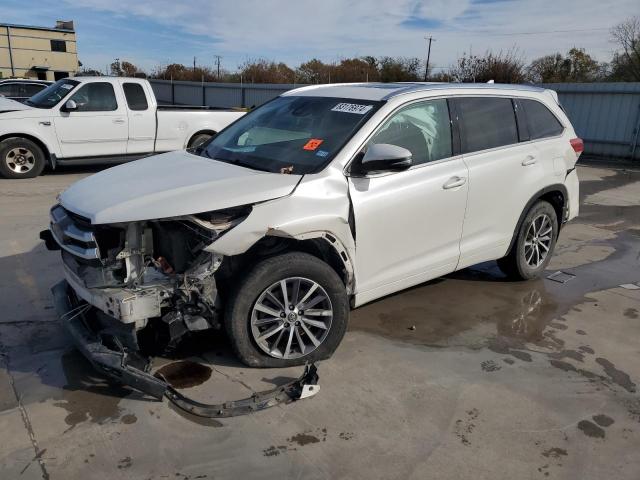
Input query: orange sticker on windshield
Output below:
<box><xmin>303</xmin><ymin>139</ymin><xmax>324</xmax><ymax>151</ymax></box>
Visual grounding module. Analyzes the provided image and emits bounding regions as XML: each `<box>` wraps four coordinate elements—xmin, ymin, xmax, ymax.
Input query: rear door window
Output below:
<box><xmin>520</xmin><ymin>99</ymin><xmax>564</xmax><ymax>140</ymax></box>
<box><xmin>456</xmin><ymin>97</ymin><xmax>518</xmax><ymax>153</ymax></box>
<box><xmin>123</xmin><ymin>83</ymin><xmax>149</xmax><ymax>111</ymax></box>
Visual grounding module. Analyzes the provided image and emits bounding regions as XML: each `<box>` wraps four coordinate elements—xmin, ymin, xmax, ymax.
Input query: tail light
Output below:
<box><xmin>570</xmin><ymin>138</ymin><xmax>584</xmax><ymax>154</ymax></box>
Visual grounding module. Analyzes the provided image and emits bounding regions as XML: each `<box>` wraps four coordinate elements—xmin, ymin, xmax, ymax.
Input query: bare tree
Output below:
<box><xmin>610</xmin><ymin>16</ymin><xmax>640</xmax><ymax>80</ymax></box>
<box><xmin>448</xmin><ymin>50</ymin><xmax>525</xmax><ymax>83</ymax></box>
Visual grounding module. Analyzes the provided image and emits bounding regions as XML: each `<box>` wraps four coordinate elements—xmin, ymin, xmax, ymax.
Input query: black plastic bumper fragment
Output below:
<box><xmin>164</xmin><ymin>364</ymin><xmax>319</xmax><ymax>418</ymax></box>
<box><xmin>40</xmin><ymin>229</ymin><xmax>60</xmax><ymax>251</ymax></box>
<box><xmin>52</xmin><ymin>280</ymin><xmax>320</xmax><ymax>416</ymax></box>
<box><xmin>52</xmin><ymin>280</ymin><xmax>167</xmax><ymax>399</ymax></box>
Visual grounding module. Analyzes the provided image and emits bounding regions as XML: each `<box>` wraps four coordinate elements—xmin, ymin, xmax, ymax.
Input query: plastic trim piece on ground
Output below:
<box><xmin>52</xmin><ymin>280</ymin><xmax>320</xmax><ymax>418</ymax></box>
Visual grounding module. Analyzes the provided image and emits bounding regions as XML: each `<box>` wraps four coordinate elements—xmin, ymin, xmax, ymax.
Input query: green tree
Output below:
<box><xmin>378</xmin><ymin>57</ymin><xmax>422</xmax><ymax>82</ymax></box>
<box><xmin>296</xmin><ymin>59</ymin><xmax>331</xmax><ymax>84</ymax></box>
<box><xmin>526</xmin><ymin>48</ymin><xmax>604</xmax><ymax>83</ymax></box>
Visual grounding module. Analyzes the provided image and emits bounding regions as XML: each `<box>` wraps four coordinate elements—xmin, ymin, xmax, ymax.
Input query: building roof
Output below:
<box><xmin>282</xmin><ymin>82</ymin><xmax>546</xmax><ymax>101</ymax></box>
<box><xmin>0</xmin><ymin>23</ymin><xmax>74</xmax><ymax>33</ymax></box>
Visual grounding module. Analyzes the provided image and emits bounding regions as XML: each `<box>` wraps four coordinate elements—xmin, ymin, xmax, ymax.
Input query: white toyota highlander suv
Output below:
<box><xmin>44</xmin><ymin>82</ymin><xmax>581</xmax><ymax>386</ymax></box>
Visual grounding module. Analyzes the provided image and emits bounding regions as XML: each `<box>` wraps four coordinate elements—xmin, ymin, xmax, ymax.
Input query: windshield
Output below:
<box><xmin>26</xmin><ymin>79</ymin><xmax>79</xmax><ymax>108</ymax></box>
<box><xmin>199</xmin><ymin>96</ymin><xmax>382</xmax><ymax>174</ymax></box>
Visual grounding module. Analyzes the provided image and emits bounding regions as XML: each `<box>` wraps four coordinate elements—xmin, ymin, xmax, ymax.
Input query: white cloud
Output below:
<box><xmin>65</xmin><ymin>0</ymin><xmax>638</xmax><ymax>69</ymax></box>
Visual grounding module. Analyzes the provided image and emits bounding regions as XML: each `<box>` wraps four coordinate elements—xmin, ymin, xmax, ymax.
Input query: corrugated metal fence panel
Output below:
<box><xmin>148</xmin><ymin>79</ymin><xmax>304</xmax><ymax>109</ymax></box>
<box><xmin>542</xmin><ymin>82</ymin><xmax>640</xmax><ymax>160</ymax></box>
<box><xmin>205</xmin><ymin>85</ymin><xmax>242</xmax><ymax>108</ymax></box>
<box><xmin>150</xmin><ymin>80</ymin><xmax>173</xmax><ymax>104</ymax></box>
<box><xmin>243</xmin><ymin>84</ymin><xmax>298</xmax><ymax>107</ymax></box>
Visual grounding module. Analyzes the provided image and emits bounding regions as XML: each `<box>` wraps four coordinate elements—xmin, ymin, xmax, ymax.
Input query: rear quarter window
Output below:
<box><xmin>123</xmin><ymin>83</ymin><xmax>149</xmax><ymax>111</ymax></box>
<box><xmin>520</xmin><ymin>99</ymin><xmax>564</xmax><ymax>140</ymax></box>
<box><xmin>456</xmin><ymin>97</ymin><xmax>518</xmax><ymax>153</ymax></box>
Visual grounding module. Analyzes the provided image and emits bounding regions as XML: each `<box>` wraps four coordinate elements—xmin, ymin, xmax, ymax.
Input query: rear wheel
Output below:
<box><xmin>224</xmin><ymin>252</ymin><xmax>349</xmax><ymax>367</ymax></box>
<box><xmin>187</xmin><ymin>132</ymin><xmax>213</xmax><ymax>149</ymax></box>
<box><xmin>0</xmin><ymin>138</ymin><xmax>45</xmax><ymax>179</ymax></box>
<box><xmin>498</xmin><ymin>200</ymin><xmax>558</xmax><ymax>280</ymax></box>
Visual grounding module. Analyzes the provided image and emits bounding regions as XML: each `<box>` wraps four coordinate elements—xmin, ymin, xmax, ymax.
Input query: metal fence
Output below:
<box><xmin>149</xmin><ymin>79</ymin><xmax>640</xmax><ymax>161</ymax></box>
<box><xmin>149</xmin><ymin>79</ymin><xmax>302</xmax><ymax>109</ymax></box>
<box><xmin>542</xmin><ymin>82</ymin><xmax>640</xmax><ymax>160</ymax></box>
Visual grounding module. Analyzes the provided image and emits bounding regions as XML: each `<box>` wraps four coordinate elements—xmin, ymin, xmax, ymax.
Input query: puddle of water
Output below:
<box><xmin>155</xmin><ymin>360</ymin><xmax>212</xmax><ymax>389</ymax></box>
<box><xmin>55</xmin><ymin>351</ymin><xmax>132</xmax><ymax>430</ymax></box>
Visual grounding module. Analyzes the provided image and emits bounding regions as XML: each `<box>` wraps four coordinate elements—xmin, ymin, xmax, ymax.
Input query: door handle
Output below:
<box><xmin>113</xmin><ymin>119</ymin><xmax>125</xmax><ymax>124</ymax></box>
<box><xmin>522</xmin><ymin>155</ymin><xmax>537</xmax><ymax>166</ymax></box>
<box><xmin>442</xmin><ymin>176</ymin><xmax>467</xmax><ymax>189</ymax></box>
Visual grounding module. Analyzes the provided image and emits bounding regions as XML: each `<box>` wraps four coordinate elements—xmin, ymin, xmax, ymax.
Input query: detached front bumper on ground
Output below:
<box><xmin>52</xmin><ymin>280</ymin><xmax>320</xmax><ymax>417</ymax></box>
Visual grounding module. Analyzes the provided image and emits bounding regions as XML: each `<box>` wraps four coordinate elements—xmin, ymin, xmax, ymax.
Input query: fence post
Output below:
<box><xmin>170</xmin><ymin>76</ymin><xmax>175</xmax><ymax>105</ymax></box>
<box><xmin>241</xmin><ymin>86</ymin><xmax>246</xmax><ymax>108</ymax></box>
<box><xmin>201</xmin><ymin>75</ymin><xmax>205</xmax><ymax>106</ymax></box>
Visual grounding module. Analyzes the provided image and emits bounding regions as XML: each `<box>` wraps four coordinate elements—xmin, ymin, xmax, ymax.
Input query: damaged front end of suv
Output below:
<box><xmin>42</xmin><ymin>200</ymin><xmax>324</xmax><ymax>412</ymax></box>
<box><xmin>47</xmin><ymin>204</ymin><xmax>250</xmax><ymax>352</ymax></box>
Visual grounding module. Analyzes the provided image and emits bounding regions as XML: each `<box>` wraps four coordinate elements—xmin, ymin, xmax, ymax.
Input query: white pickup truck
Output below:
<box><xmin>0</xmin><ymin>77</ymin><xmax>245</xmax><ymax>178</ymax></box>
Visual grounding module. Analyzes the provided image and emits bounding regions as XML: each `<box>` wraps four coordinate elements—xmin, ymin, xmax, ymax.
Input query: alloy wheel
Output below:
<box><xmin>524</xmin><ymin>214</ymin><xmax>553</xmax><ymax>268</ymax></box>
<box><xmin>250</xmin><ymin>277</ymin><xmax>333</xmax><ymax>359</ymax></box>
<box><xmin>5</xmin><ymin>147</ymin><xmax>35</xmax><ymax>174</ymax></box>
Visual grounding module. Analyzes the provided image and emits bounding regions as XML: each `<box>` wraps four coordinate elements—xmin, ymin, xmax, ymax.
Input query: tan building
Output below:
<box><xmin>0</xmin><ymin>20</ymin><xmax>79</xmax><ymax>81</ymax></box>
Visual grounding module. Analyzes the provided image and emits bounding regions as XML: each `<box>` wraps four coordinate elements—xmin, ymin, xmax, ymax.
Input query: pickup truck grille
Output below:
<box><xmin>50</xmin><ymin>205</ymin><xmax>100</xmax><ymax>261</ymax></box>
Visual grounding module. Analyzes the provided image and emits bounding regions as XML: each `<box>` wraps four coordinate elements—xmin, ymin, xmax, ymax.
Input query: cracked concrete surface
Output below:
<box><xmin>0</xmin><ymin>164</ymin><xmax>639</xmax><ymax>479</ymax></box>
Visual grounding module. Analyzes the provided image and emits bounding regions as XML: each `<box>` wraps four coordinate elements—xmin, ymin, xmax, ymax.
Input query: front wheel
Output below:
<box><xmin>498</xmin><ymin>200</ymin><xmax>558</xmax><ymax>280</ymax></box>
<box><xmin>224</xmin><ymin>252</ymin><xmax>349</xmax><ymax>367</ymax></box>
<box><xmin>0</xmin><ymin>138</ymin><xmax>46</xmax><ymax>179</ymax></box>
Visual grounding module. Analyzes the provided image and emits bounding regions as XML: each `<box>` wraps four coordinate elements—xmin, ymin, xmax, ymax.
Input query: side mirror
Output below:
<box><xmin>357</xmin><ymin>143</ymin><xmax>412</xmax><ymax>174</ymax></box>
<box><xmin>62</xmin><ymin>99</ymin><xmax>77</xmax><ymax>112</ymax></box>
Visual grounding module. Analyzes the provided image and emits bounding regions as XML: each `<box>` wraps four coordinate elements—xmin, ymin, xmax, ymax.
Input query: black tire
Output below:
<box><xmin>0</xmin><ymin>137</ymin><xmax>46</xmax><ymax>179</ymax></box>
<box><xmin>187</xmin><ymin>132</ymin><xmax>213</xmax><ymax>149</ymax></box>
<box><xmin>498</xmin><ymin>200</ymin><xmax>558</xmax><ymax>280</ymax></box>
<box><xmin>224</xmin><ymin>252</ymin><xmax>349</xmax><ymax>367</ymax></box>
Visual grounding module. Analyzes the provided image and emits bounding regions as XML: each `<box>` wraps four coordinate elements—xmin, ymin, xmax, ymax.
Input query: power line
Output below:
<box><xmin>442</xmin><ymin>27</ymin><xmax>610</xmax><ymax>37</ymax></box>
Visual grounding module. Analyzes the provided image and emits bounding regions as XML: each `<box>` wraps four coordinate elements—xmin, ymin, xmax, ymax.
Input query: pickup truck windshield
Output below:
<box><xmin>25</xmin><ymin>79</ymin><xmax>79</xmax><ymax>109</ymax></box>
<box><xmin>199</xmin><ymin>96</ymin><xmax>382</xmax><ymax>174</ymax></box>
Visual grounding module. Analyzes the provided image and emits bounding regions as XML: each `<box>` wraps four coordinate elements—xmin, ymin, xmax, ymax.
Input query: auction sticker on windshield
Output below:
<box><xmin>303</xmin><ymin>139</ymin><xmax>324</xmax><ymax>151</ymax></box>
<box><xmin>331</xmin><ymin>103</ymin><xmax>373</xmax><ymax>114</ymax></box>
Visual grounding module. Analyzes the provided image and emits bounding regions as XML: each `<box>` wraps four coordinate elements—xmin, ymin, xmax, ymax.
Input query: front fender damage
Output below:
<box><xmin>206</xmin><ymin>171</ymin><xmax>356</xmax><ymax>293</ymax></box>
<box><xmin>53</xmin><ymin>280</ymin><xmax>320</xmax><ymax>417</ymax></box>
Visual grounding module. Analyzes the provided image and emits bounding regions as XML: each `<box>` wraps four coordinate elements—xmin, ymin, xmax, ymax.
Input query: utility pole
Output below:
<box><xmin>193</xmin><ymin>56</ymin><xmax>196</xmax><ymax>72</ymax></box>
<box><xmin>213</xmin><ymin>55</ymin><xmax>222</xmax><ymax>80</ymax></box>
<box><xmin>424</xmin><ymin>35</ymin><xmax>435</xmax><ymax>81</ymax></box>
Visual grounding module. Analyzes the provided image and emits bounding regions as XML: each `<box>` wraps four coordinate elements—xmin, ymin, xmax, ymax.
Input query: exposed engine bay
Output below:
<box><xmin>43</xmin><ymin>204</ymin><xmax>253</xmax><ymax>354</ymax></box>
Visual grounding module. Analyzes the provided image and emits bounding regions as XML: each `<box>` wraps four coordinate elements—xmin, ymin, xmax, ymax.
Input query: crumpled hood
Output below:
<box><xmin>60</xmin><ymin>150</ymin><xmax>302</xmax><ymax>224</ymax></box>
<box><xmin>0</xmin><ymin>97</ymin><xmax>33</xmax><ymax>113</ymax></box>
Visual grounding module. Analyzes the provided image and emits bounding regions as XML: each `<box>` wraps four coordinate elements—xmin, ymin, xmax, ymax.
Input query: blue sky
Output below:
<box><xmin>1</xmin><ymin>0</ymin><xmax>637</xmax><ymax>74</ymax></box>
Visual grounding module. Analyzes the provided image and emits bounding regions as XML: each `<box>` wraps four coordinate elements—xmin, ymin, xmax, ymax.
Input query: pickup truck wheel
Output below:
<box><xmin>187</xmin><ymin>133</ymin><xmax>213</xmax><ymax>149</ymax></box>
<box><xmin>0</xmin><ymin>138</ymin><xmax>45</xmax><ymax>179</ymax></box>
<box><xmin>498</xmin><ymin>200</ymin><xmax>558</xmax><ymax>280</ymax></box>
<box><xmin>224</xmin><ymin>252</ymin><xmax>349</xmax><ymax>367</ymax></box>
